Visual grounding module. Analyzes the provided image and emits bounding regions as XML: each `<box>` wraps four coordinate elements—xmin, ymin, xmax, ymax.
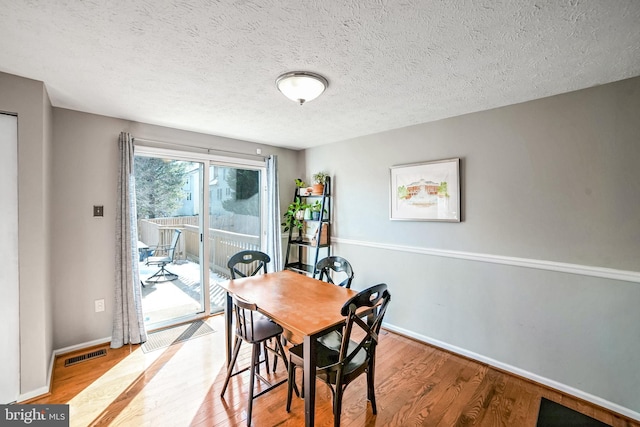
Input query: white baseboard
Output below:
<box><xmin>18</xmin><ymin>336</ymin><xmax>112</xmax><ymax>403</ymax></box>
<box><xmin>383</xmin><ymin>322</ymin><xmax>640</xmax><ymax>422</ymax></box>
<box><xmin>53</xmin><ymin>336</ymin><xmax>112</xmax><ymax>356</ymax></box>
<box><xmin>18</xmin><ymin>385</ymin><xmax>51</xmax><ymax>403</ymax></box>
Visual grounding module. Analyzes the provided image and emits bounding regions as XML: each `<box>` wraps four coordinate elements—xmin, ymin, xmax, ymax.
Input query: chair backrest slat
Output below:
<box><xmin>232</xmin><ymin>295</ymin><xmax>259</xmax><ymax>341</ymax></box>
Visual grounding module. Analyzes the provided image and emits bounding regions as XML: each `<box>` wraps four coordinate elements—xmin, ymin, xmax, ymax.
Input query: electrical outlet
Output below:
<box><xmin>95</xmin><ymin>299</ymin><xmax>105</xmax><ymax>313</ymax></box>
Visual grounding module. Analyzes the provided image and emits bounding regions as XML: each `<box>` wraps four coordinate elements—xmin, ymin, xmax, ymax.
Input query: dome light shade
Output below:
<box><xmin>276</xmin><ymin>71</ymin><xmax>328</xmax><ymax>105</ymax></box>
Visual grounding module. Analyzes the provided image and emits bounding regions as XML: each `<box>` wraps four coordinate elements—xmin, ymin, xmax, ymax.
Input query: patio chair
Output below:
<box><xmin>221</xmin><ymin>295</ymin><xmax>289</xmax><ymax>426</ymax></box>
<box><xmin>316</xmin><ymin>256</ymin><xmax>354</xmax><ymax>289</ymax></box>
<box><xmin>144</xmin><ymin>229</ymin><xmax>181</xmax><ymax>284</ymax></box>
<box><xmin>286</xmin><ymin>283</ymin><xmax>391</xmax><ymax>427</ymax></box>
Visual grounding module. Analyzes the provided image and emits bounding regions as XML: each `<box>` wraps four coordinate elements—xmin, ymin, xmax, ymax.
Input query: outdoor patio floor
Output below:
<box><xmin>139</xmin><ymin>259</ymin><xmax>228</xmax><ymax>327</ymax></box>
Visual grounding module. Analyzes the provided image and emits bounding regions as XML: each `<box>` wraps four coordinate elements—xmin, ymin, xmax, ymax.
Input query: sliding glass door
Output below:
<box><xmin>208</xmin><ymin>164</ymin><xmax>263</xmax><ymax>313</ymax></box>
<box><xmin>135</xmin><ymin>156</ymin><xmax>205</xmax><ymax>328</ymax></box>
<box><xmin>134</xmin><ymin>148</ymin><xmax>266</xmax><ymax>328</ymax></box>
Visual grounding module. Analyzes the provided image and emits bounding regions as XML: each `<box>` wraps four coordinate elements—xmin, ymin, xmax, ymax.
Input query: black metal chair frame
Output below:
<box><xmin>286</xmin><ymin>283</ymin><xmax>391</xmax><ymax>427</ymax></box>
<box><xmin>227</xmin><ymin>250</ymin><xmax>285</xmax><ymax>373</ymax></box>
<box><xmin>316</xmin><ymin>256</ymin><xmax>355</xmax><ymax>289</ymax></box>
<box><xmin>227</xmin><ymin>250</ymin><xmax>270</xmax><ymax>279</ymax></box>
<box><xmin>144</xmin><ymin>229</ymin><xmax>181</xmax><ymax>284</ymax></box>
<box><xmin>221</xmin><ymin>295</ymin><xmax>289</xmax><ymax>426</ymax></box>
<box><xmin>313</xmin><ymin>256</ymin><xmax>356</xmax><ymax>349</ymax></box>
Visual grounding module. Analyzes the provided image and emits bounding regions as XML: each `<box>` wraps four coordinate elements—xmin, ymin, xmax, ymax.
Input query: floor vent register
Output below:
<box><xmin>64</xmin><ymin>348</ymin><xmax>107</xmax><ymax>367</ymax></box>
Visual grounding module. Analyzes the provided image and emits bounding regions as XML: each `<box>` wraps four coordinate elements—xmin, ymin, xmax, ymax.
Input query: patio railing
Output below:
<box><xmin>138</xmin><ymin>216</ymin><xmax>260</xmax><ymax>278</ymax></box>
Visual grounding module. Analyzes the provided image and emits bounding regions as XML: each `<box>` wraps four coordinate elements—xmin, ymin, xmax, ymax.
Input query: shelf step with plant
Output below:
<box><xmin>282</xmin><ymin>197</ymin><xmax>311</xmax><ymax>238</ymax></box>
<box><xmin>312</xmin><ymin>171</ymin><xmax>328</xmax><ymax>195</ymax></box>
<box><xmin>283</xmin><ymin>175</ymin><xmax>331</xmax><ymax>277</ymax></box>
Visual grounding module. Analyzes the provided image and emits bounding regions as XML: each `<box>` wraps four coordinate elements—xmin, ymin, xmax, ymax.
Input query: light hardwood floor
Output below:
<box><xmin>29</xmin><ymin>314</ymin><xmax>638</xmax><ymax>426</ymax></box>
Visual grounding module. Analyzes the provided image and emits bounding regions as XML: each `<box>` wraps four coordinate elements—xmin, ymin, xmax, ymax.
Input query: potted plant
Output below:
<box><xmin>310</xmin><ymin>200</ymin><xmax>325</xmax><ymax>220</ymax></box>
<box><xmin>311</xmin><ymin>172</ymin><xmax>328</xmax><ymax>195</ymax></box>
<box><xmin>295</xmin><ymin>178</ymin><xmax>312</xmax><ymax>196</ymax></box>
<box><xmin>282</xmin><ymin>197</ymin><xmax>310</xmax><ymax>239</ymax></box>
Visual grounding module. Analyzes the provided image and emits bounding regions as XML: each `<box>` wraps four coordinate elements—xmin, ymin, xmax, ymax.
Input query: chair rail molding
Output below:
<box><xmin>333</xmin><ymin>237</ymin><xmax>640</xmax><ymax>283</ymax></box>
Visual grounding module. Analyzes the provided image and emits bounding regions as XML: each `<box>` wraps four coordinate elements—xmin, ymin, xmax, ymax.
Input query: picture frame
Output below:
<box><xmin>390</xmin><ymin>158</ymin><xmax>461</xmax><ymax>222</ymax></box>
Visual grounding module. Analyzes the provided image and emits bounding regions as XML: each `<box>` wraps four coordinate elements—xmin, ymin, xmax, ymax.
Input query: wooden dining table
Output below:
<box><xmin>217</xmin><ymin>269</ymin><xmax>357</xmax><ymax>427</ymax></box>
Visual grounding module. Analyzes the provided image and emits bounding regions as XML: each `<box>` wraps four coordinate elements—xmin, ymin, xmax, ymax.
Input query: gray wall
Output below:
<box><xmin>5</xmin><ymin>66</ymin><xmax>639</xmax><ymax>418</ymax></box>
<box><xmin>0</xmin><ymin>72</ymin><xmax>54</xmax><ymax>397</ymax></box>
<box><xmin>51</xmin><ymin>108</ymin><xmax>300</xmax><ymax>349</ymax></box>
<box><xmin>302</xmin><ymin>77</ymin><xmax>640</xmax><ymax>416</ymax></box>
<box><xmin>2</xmin><ymin>69</ymin><xmax>300</xmax><ymax>398</ymax></box>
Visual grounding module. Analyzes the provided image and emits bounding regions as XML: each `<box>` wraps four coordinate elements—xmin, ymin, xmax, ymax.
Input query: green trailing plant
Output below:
<box><xmin>295</xmin><ymin>178</ymin><xmax>307</xmax><ymax>188</ymax></box>
<box><xmin>310</xmin><ymin>200</ymin><xmax>322</xmax><ymax>212</ymax></box>
<box><xmin>281</xmin><ymin>197</ymin><xmax>311</xmax><ymax>232</ymax></box>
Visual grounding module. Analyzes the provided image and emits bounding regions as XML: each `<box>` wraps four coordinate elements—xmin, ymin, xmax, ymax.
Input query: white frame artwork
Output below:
<box><xmin>389</xmin><ymin>158</ymin><xmax>461</xmax><ymax>222</ymax></box>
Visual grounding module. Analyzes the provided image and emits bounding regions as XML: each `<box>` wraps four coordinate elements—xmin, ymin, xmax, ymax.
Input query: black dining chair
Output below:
<box><xmin>221</xmin><ymin>295</ymin><xmax>289</xmax><ymax>426</ymax></box>
<box><xmin>314</xmin><ymin>256</ymin><xmax>356</xmax><ymax>349</ymax></box>
<box><xmin>285</xmin><ymin>283</ymin><xmax>391</xmax><ymax>427</ymax></box>
<box><xmin>316</xmin><ymin>256</ymin><xmax>354</xmax><ymax>289</ymax></box>
<box><xmin>227</xmin><ymin>250</ymin><xmax>283</xmax><ymax>372</ymax></box>
<box><xmin>227</xmin><ymin>250</ymin><xmax>271</xmax><ymax>279</ymax></box>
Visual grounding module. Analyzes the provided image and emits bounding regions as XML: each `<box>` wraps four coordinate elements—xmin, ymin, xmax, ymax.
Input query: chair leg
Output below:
<box><xmin>333</xmin><ymin>383</ymin><xmax>344</xmax><ymax>427</ymax></box>
<box><xmin>263</xmin><ymin>337</ymin><xmax>282</xmax><ymax>373</ymax></box>
<box><xmin>262</xmin><ymin>341</ymin><xmax>270</xmax><ymax>374</ymax></box>
<box><xmin>272</xmin><ymin>337</ymin><xmax>280</xmax><ymax>372</ymax></box>
<box><xmin>367</xmin><ymin>360</ymin><xmax>377</xmax><ymax>414</ymax></box>
<box><xmin>145</xmin><ymin>264</ymin><xmax>178</xmax><ymax>283</ymax></box>
<box><xmin>275</xmin><ymin>337</ymin><xmax>298</xmax><ymax>398</ymax></box>
<box><xmin>286</xmin><ymin>361</ymin><xmax>295</xmax><ymax>412</ymax></box>
<box><xmin>273</xmin><ymin>335</ymin><xmax>288</xmax><ymax>369</ymax></box>
<box><xmin>246</xmin><ymin>343</ymin><xmax>260</xmax><ymax>426</ymax></box>
<box><xmin>221</xmin><ymin>337</ymin><xmax>242</xmax><ymax>397</ymax></box>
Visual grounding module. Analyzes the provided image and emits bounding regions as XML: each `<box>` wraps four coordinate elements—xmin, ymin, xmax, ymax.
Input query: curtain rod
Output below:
<box><xmin>132</xmin><ymin>136</ymin><xmax>267</xmax><ymax>160</ymax></box>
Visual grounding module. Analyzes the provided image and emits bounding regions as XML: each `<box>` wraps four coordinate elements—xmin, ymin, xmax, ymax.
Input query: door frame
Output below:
<box><xmin>0</xmin><ymin>113</ymin><xmax>20</xmax><ymax>404</ymax></box>
<box><xmin>134</xmin><ymin>145</ymin><xmax>267</xmax><ymax>326</ymax></box>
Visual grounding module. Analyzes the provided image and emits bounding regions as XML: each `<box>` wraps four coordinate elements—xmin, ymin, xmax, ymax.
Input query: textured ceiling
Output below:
<box><xmin>1</xmin><ymin>1</ymin><xmax>639</xmax><ymax>150</ymax></box>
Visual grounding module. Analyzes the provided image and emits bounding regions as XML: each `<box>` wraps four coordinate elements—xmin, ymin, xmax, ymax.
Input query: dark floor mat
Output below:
<box><xmin>537</xmin><ymin>398</ymin><xmax>611</xmax><ymax>427</ymax></box>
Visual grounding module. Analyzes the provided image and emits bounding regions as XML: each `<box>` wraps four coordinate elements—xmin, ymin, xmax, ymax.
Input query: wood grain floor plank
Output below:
<box><xmin>28</xmin><ymin>314</ymin><xmax>639</xmax><ymax>427</ymax></box>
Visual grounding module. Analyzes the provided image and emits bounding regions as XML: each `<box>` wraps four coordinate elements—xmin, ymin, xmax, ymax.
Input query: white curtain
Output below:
<box><xmin>112</xmin><ymin>132</ymin><xmax>147</xmax><ymax>348</ymax></box>
<box><xmin>266</xmin><ymin>155</ymin><xmax>282</xmax><ymax>271</ymax></box>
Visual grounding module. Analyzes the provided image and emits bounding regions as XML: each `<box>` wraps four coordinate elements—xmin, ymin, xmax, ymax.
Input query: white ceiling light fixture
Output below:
<box><xmin>276</xmin><ymin>71</ymin><xmax>328</xmax><ymax>105</ymax></box>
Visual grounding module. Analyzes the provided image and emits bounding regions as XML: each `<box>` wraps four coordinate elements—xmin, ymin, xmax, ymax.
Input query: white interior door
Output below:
<box><xmin>0</xmin><ymin>113</ymin><xmax>20</xmax><ymax>403</ymax></box>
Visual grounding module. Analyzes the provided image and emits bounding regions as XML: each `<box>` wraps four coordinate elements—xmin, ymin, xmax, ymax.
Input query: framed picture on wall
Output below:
<box><xmin>390</xmin><ymin>158</ymin><xmax>461</xmax><ymax>222</ymax></box>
